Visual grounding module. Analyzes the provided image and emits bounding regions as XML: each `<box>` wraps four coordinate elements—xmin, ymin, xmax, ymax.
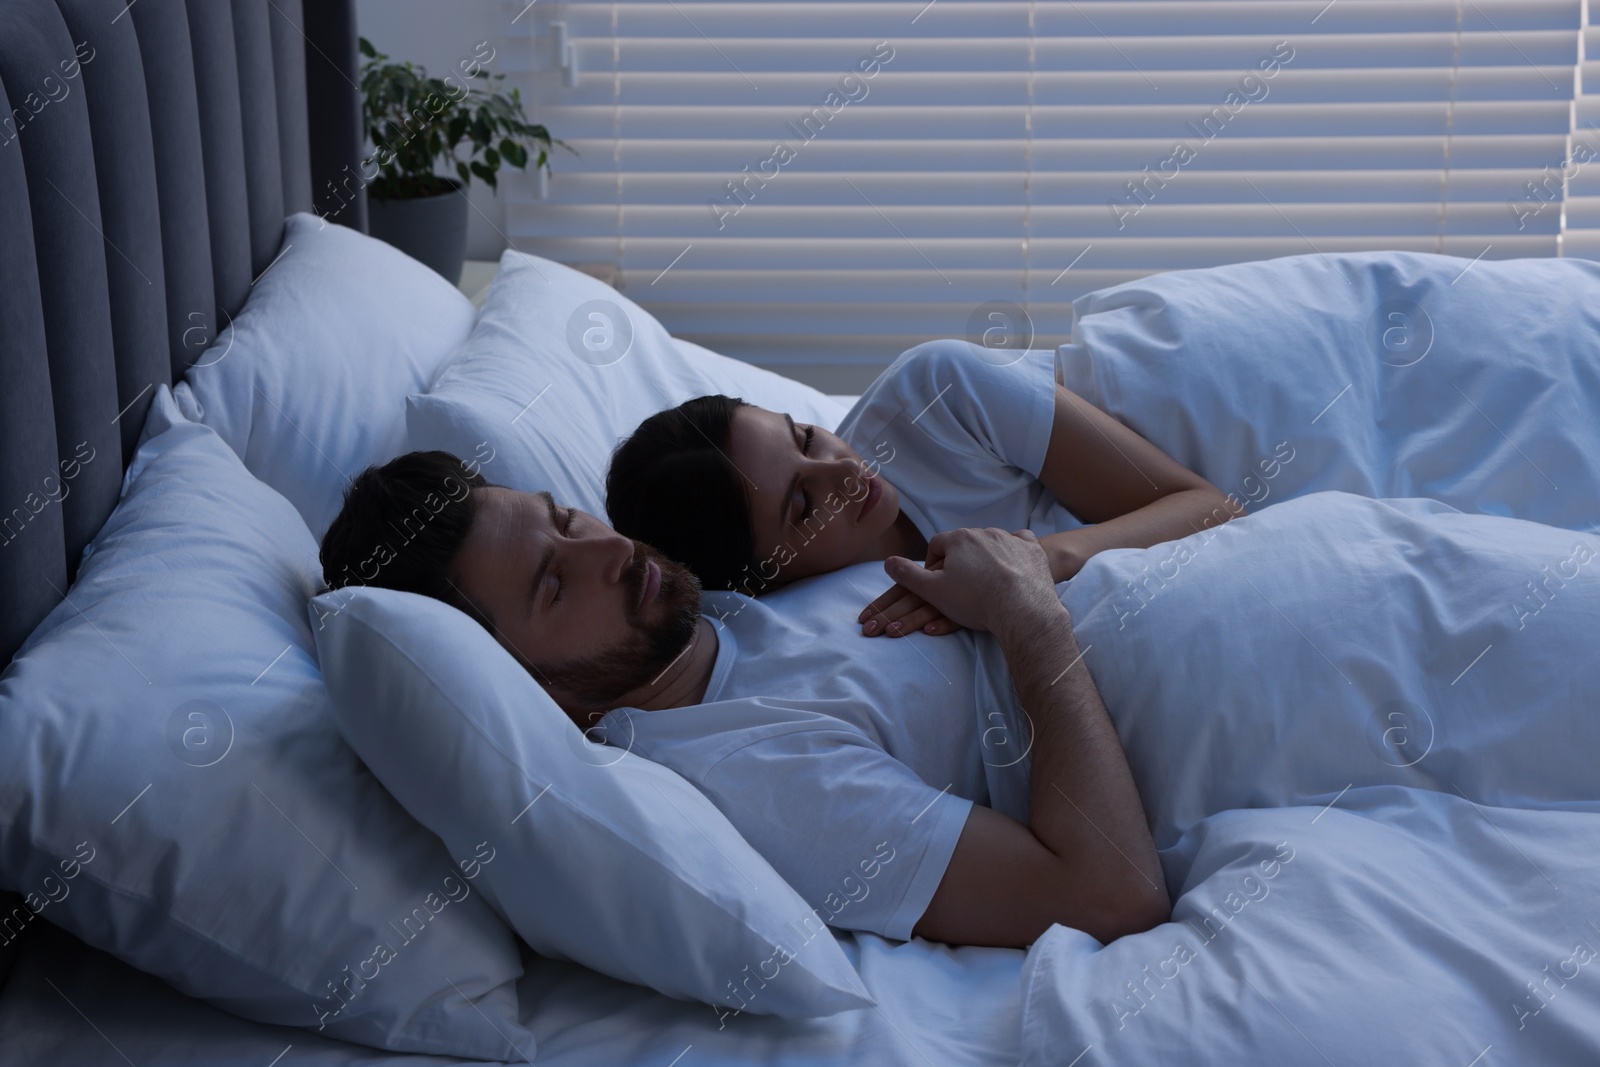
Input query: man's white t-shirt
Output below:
<box><xmin>595</xmin><ymin>339</ymin><xmax>1069</xmax><ymax>942</ymax></box>
<box><xmin>595</xmin><ymin>564</ymin><xmax>1035</xmax><ymax>942</ymax></box>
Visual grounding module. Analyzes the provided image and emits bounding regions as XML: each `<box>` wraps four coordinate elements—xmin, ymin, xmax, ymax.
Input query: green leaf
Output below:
<box><xmin>360</xmin><ymin>43</ymin><xmax>564</xmax><ymax>188</ymax></box>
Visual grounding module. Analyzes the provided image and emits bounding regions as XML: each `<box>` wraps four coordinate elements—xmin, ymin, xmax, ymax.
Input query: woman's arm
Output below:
<box><xmin>1036</xmin><ymin>385</ymin><xmax>1242</xmax><ymax>581</ymax></box>
<box><xmin>861</xmin><ymin>378</ymin><xmax>1242</xmax><ymax>637</ymax></box>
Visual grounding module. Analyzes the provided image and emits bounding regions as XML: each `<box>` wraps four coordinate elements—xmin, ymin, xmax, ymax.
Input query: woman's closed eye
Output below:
<box><xmin>790</xmin><ymin>426</ymin><xmax>816</xmax><ymax>524</ymax></box>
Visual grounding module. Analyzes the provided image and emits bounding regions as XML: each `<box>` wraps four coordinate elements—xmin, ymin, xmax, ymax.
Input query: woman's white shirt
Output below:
<box><xmin>835</xmin><ymin>339</ymin><xmax>1083</xmax><ymax>542</ymax></box>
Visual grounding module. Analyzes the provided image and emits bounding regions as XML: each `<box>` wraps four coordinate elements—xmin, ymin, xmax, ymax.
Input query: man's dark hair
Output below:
<box><xmin>606</xmin><ymin>394</ymin><xmax>760</xmax><ymax>594</ymax></box>
<box><xmin>320</xmin><ymin>450</ymin><xmax>491</xmax><ymax>626</ymax></box>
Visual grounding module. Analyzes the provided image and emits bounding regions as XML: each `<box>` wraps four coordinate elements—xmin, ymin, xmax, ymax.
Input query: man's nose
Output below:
<box><xmin>577</xmin><ymin>528</ymin><xmax>635</xmax><ymax>587</ymax></box>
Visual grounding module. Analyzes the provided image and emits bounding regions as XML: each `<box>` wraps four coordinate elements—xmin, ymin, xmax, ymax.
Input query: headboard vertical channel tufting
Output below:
<box><xmin>0</xmin><ymin>0</ymin><xmax>363</xmax><ymax>665</ymax></box>
<box><xmin>0</xmin><ymin>0</ymin><xmax>362</xmax><ymax>986</ymax></box>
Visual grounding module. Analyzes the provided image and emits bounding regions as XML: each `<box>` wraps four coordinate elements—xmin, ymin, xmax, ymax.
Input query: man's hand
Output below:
<box><xmin>880</xmin><ymin>528</ymin><xmax>1063</xmax><ymax>636</ymax></box>
<box><xmin>908</xmin><ymin>527</ymin><xmax>1168</xmax><ymax>949</ymax></box>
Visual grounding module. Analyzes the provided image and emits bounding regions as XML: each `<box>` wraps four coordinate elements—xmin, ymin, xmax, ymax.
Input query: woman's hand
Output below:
<box><xmin>876</xmin><ymin>528</ymin><xmax>1060</xmax><ymax>636</ymax></box>
<box><xmin>1041</xmin><ymin>533</ymin><xmax>1087</xmax><ymax>583</ymax></box>
<box><xmin>858</xmin><ymin>558</ymin><xmax>963</xmax><ymax>638</ymax></box>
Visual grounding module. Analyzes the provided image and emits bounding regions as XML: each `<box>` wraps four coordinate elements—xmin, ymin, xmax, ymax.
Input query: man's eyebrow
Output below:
<box><xmin>530</xmin><ymin>491</ymin><xmax>558</xmax><ymax>607</ymax></box>
<box><xmin>780</xmin><ymin>414</ymin><xmax>800</xmax><ymax>532</ymax></box>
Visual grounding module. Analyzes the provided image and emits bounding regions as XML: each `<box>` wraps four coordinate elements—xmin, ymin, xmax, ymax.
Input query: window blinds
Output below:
<box><xmin>1562</xmin><ymin>18</ymin><xmax>1600</xmax><ymax>257</ymax></box>
<box><xmin>499</xmin><ymin>0</ymin><xmax>1585</xmax><ymax>388</ymax></box>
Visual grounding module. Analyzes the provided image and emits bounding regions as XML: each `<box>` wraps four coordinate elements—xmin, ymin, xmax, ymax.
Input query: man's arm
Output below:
<box><xmin>887</xmin><ymin>528</ymin><xmax>1170</xmax><ymax>947</ymax></box>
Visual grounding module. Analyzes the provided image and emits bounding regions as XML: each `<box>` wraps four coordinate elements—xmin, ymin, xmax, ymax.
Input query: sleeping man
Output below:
<box><xmin>319</xmin><ymin>450</ymin><xmax>1171</xmax><ymax>950</ymax></box>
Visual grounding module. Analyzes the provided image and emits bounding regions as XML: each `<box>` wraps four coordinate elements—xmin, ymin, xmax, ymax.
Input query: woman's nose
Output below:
<box><xmin>824</xmin><ymin>454</ymin><xmax>867</xmax><ymax>491</ymax></box>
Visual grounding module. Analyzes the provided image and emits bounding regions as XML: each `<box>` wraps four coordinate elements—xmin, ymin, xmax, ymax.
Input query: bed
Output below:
<box><xmin>4</xmin><ymin>1</ymin><xmax>1600</xmax><ymax>1065</ymax></box>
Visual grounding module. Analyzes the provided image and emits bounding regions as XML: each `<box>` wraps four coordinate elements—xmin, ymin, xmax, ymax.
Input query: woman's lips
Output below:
<box><xmin>638</xmin><ymin>558</ymin><xmax>661</xmax><ymax>609</ymax></box>
<box><xmin>858</xmin><ymin>473</ymin><xmax>882</xmax><ymax>522</ymax></box>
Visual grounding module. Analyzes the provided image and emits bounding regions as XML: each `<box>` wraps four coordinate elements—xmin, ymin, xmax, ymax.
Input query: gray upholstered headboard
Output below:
<box><xmin>0</xmin><ymin>0</ymin><xmax>365</xmax><ymax>664</ymax></box>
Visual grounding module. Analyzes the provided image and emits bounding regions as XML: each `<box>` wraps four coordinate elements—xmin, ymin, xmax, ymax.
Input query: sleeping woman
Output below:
<box><xmin>606</xmin><ymin>338</ymin><xmax>1242</xmax><ymax>637</ymax></box>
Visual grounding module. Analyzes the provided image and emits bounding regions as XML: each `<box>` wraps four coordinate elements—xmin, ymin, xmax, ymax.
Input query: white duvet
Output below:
<box><xmin>1067</xmin><ymin>492</ymin><xmax>1600</xmax><ymax>849</ymax></box>
<box><xmin>1021</xmin><ymin>787</ymin><xmax>1600</xmax><ymax>1065</ymax></box>
<box><xmin>1023</xmin><ymin>491</ymin><xmax>1600</xmax><ymax>1063</ymax></box>
<box><xmin>1057</xmin><ymin>251</ymin><xmax>1600</xmax><ymax>535</ymax></box>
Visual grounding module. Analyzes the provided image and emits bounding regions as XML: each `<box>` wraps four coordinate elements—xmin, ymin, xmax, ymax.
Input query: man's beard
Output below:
<box><xmin>536</xmin><ymin>540</ymin><xmax>702</xmax><ymax>712</ymax></box>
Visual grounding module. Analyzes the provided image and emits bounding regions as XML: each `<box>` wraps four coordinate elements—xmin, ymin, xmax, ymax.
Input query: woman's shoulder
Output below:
<box><xmin>839</xmin><ymin>340</ymin><xmax>1054</xmax><ymax>446</ymax></box>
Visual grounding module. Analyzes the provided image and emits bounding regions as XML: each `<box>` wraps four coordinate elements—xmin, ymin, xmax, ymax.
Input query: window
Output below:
<box><xmin>501</xmin><ymin>0</ymin><xmax>1585</xmax><ymax>389</ymax></box>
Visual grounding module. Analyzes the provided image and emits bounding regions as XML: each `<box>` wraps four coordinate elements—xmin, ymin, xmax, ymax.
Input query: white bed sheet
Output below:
<box><xmin>0</xmin><ymin>922</ymin><xmax>1022</xmax><ymax>1067</ymax></box>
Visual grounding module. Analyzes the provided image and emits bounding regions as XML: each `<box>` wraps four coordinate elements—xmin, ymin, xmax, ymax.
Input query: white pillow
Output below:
<box><xmin>0</xmin><ymin>389</ymin><xmax>531</xmax><ymax>1062</ymax></box>
<box><xmin>407</xmin><ymin>250</ymin><xmax>846</xmax><ymax>516</ymax></box>
<box><xmin>310</xmin><ymin>584</ymin><xmax>876</xmax><ymax>1023</ymax></box>
<box><xmin>175</xmin><ymin>212</ymin><xmax>476</xmax><ymax>539</ymax></box>
<box><xmin>1057</xmin><ymin>251</ymin><xmax>1600</xmax><ymax>532</ymax></box>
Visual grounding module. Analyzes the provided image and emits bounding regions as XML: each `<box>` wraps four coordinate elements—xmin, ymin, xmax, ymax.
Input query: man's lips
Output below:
<box><xmin>858</xmin><ymin>473</ymin><xmax>882</xmax><ymax>522</ymax></box>
<box><xmin>637</xmin><ymin>558</ymin><xmax>661</xmax><ymax>609</ymax></box>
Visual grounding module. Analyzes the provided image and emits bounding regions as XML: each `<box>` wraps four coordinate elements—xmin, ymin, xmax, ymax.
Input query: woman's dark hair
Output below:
<box><xmin>606</xmin><ymin>395</ymin><xmax>760</xmax><ymax>594</ymax></box>
<box><xmin>319</xmin><ymin>450</ymin><xmax>491</xmax><ymax>625</ymax></box>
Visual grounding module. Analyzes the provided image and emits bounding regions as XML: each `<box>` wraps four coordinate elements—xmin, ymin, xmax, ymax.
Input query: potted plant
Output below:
<box><xmin>358</xmin><ymin>36</ymin><xmax>566</xmax><ymax>284</ymax></box>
